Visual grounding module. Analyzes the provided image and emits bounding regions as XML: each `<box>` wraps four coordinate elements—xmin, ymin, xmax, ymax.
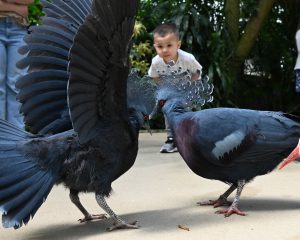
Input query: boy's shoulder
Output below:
<box><xmin>296</xmin><ymin>29</ymin><xmax>300</xmax><ymax>39</ymax></box>
<box><xmin>178</xmin><ymin>49</ymin><xmax>196</xmax><ymax>59</ymax></box>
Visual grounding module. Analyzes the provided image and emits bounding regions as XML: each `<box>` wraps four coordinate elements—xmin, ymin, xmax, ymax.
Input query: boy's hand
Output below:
<box><xmin>153</xmin><ymin>77</ymin><xmax>161</xmax><ymax>85</ymax></box>
<box><xmin>0</xmin><ymin>1</ymin><xmax>31</xmax><ymax>17</ymax></box>
<box><xmin>5</xmin><ymin>0</ymin><xmax>34</xmax><ymax>4</ymax></box>
<box><xmin>14</xmin><ymin>4</ymin><xmax>28</xmax><ymax>17</ymax></box>
<box><xmin>191</xmin><ymin>73</ymin><xmax>200</xmax><ymax>81</ymax></box>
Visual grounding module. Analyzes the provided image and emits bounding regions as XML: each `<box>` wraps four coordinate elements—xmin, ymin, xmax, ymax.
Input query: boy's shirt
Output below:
<box><xmin>148</xmin><ymin>49</ymin><xmax>202</xmax><ymax>81</ymax></box>
<box><xmin>295</xmin><ymin>29</ymin><xmax>300</xmax><ymax>70</ymax></box>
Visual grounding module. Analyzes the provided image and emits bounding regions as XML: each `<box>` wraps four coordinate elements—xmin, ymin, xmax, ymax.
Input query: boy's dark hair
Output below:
<box><xmin>153</xmin><ymin>23</ymin><xmax>179</xmax><ymax>39</ymax></box>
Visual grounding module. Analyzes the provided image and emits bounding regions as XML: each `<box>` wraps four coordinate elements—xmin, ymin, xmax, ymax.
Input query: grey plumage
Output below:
<box><xmin>0</xmin><ymin>0</ymin><xmax>152</xmax><ymax>231</ymax></box>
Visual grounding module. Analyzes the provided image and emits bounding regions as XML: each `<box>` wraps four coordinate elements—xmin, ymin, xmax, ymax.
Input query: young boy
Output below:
<box><xmin>148</xmin><ymin>23</ymin><xmax>202</xmax><ymax>153</ymax></box>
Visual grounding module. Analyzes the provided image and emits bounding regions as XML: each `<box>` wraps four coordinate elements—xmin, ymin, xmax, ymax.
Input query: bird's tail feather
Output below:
<box><xmin>0</xmin><ymin>120</ymin><xmax>57</xmax><ymax>228</ymax></box>
<box><xmin>0</xmin><ymin>120</ymin><xmax>31</xmax><ymax>141</ymax></box>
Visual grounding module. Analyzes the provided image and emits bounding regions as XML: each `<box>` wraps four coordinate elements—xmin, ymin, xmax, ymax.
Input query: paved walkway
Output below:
<box><xmin>2</xmin><ymin>132</ymin><xmax>300</xmax><ymax>240</ymax></box>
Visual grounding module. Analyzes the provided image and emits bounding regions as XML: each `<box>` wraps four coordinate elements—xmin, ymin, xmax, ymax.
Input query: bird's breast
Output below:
<box><xmin>174</xmin><ymin>118</ymin><xmax>200</xmax><ymax>162</ymax></box>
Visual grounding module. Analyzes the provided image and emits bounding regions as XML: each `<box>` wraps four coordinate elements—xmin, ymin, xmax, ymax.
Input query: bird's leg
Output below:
<box><xmin>215</xmin><ymin>180</ymin><xmax>247</xmax><ymax>217</ymax></box>
<box><xmin>198</xmin><ymin>184</ymin><xmax>236</xmax><ymax>208</ymax></box>
<box><xmin>69</xmin><ymin>190</ymin><xmax>107</xmax><ymax>223</ymax></box>
<box><xmin>95</xmin><ymin>194</ymin><xmax>139</xmax><ymax>231</ymax></box>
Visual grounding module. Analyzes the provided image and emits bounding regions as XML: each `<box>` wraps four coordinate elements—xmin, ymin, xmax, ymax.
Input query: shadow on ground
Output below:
<box><xmin>26</xmin><ymin>198</ymin><xmax>300</xmax><ymax>240</ymax></box>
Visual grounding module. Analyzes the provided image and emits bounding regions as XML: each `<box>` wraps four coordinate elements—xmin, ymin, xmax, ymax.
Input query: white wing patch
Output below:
<box><xmin>212</xmin><ymin>130</ymin><xmax>245</xmax><ymax>159</ymax></box>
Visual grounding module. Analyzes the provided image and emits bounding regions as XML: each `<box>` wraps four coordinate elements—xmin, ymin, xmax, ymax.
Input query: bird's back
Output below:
<box><xmin>172</xmin><ymin>108</ymin><xmax>300</xmax><ymax>183</ymax></box>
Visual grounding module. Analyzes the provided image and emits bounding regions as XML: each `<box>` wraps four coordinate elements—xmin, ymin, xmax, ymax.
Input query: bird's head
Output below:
<box><xmin>128</xmin><ymin>107</ymin><xmax>151</xmax><ymax>134</ymax></box>
<box><xmin>149</xmin><ymin>86</ymin><xmax>186</xmax><ymax>119</ymax></box>
<box><xmin>127</xmin><ymin>70</ymin><xmax>156</xmax><ymax>134</ymax></box>
<box><xmin>150</xmin><ymin>75</ymin><xmax>214</xmax><ymax>119</ymax></box>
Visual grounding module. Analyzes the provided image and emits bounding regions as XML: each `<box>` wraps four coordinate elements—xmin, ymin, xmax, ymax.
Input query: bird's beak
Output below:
<box><xmin>149</xmin><ymin>101</ymin><xmax>160</xmax><ymax>120</ymax></box>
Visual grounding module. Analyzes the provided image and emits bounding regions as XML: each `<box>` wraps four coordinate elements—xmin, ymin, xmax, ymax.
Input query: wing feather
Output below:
<box><xmin>68</xmin><ymin>0</ymin><xmax>139</xmax><ymax>144</ymax></box>
<box><xmin>18</xmin><ymin>44</ymin><xmax>69</xmax><ymax>58</ymax></box>
<box><xmin>20</xmin><ymin>91</ymin><xmax>66</xmax><ymax>113</ymax></box>
<box><xmin>42</xmin><ymin>0</ymin><xmax>83</xmax><ymax>26</ymax></box>
<box><xmin>16</xmin><ymin>70</ymin><xmax>67</xmax><ymax>88</ymax></box>
<box><xmin>29</xmin><ymin>24</ymin><xmax>74</xmax><ymax>42</ymax></box>
<box><xmin>18</xmin><ymin>80</ymin><xmax>66</xmax><ymax>100</ymax></box>
<box><xmin>17</xmin><ymin>0</ymin><xmax>92</xmax><ymax>134</ymax></box>
<box><xmin>23</xmin><ymin>32</ymin><xmax>71</xmax><ymax>50</ymax></box>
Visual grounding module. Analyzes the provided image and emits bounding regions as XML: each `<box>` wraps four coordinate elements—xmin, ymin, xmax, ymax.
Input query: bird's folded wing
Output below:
<box><xmin>67</xmin><ymin>0</ymin><xmax>139</xmax><ymax>144</ymax></box>
<box><xmin>16</xmin><ymin>0</ymin><xmax>92</xmax><ymax>134</ymax></box>
<box><xmin>210</xmin><ymin>132</ymin><xmax>291</xmax><ymax>165</ymax></box>
<box><xmin>206</xmin><ymin>112</ymin><xmax>300</xmax><ymax>165</ymax></box>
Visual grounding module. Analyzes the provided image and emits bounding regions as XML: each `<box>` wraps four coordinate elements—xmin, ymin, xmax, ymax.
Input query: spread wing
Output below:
<box><xmin>16</xmin><ymin>0</ymin><xmax>92</xmax><ymax>134</ymax></box>
<box><xmin>67</xmin><ymin>0</ymin><xmax>139</xmax><ymax>144</ymax></box>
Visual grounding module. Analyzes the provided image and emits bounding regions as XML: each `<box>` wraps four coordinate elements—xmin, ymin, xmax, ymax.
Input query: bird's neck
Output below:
<box><xmin>165</xmin><ymin>99</ymin><xmax>190</xmax><ymax>115</ymax></box>
<box><xmin>163</xmin><ymin>100</ymin><xmax>190</xmax><ymax>128</ymax></box>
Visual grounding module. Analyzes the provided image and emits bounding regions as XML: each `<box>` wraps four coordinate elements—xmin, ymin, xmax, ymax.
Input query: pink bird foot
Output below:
<box><xmin>106</xmin><ymin>220</ymin><xmax>140</xmax><ymax>231</ymax></box>
<box><xmin>197</xmin><ymin>198</ymin><xmax>232</xmax><ymax>208</ymax></box>
<box><xmin>215</xmin><ymin>207</ymin><xmax>246</xmax><ymax>217</ymax></box>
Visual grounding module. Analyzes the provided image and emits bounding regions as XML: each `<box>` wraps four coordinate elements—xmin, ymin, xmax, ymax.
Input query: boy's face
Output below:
<box><xmin>153</xmin><ymin>33</ymin><xmax>181</xmax><ymax>63</ymax></box>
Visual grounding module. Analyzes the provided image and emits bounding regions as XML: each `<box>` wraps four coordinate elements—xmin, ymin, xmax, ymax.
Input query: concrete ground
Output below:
<box><xmin>2</xmin><ymin>132</ymin><xmax>300</xmax><ymax>240</ymax></box>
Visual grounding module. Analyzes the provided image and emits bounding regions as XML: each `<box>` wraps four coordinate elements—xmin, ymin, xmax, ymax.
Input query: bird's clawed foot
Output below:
<box><xmin>106</xmin><ymin>220</ymin><xmax>140</xmax><ymax>232</ymax></box>
<box><xmin>197</xmin><ymin>196</ymin><xmax>232</xmax><ymax>208</ymax></box>
<box><xmin>215</xmin><ymin>206</ymin><xmax>246</xmax><ymax>217</ymax></box>
<box><xmin>78</xmin><ymin>214</ymin><xmax>107</xmax><ymax>223</ymax></box>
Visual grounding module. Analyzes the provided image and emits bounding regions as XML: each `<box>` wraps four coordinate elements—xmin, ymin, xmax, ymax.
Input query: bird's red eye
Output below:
<box><xmin>159</xmin><ymin>100</ymin><xmax>165</xmax><ymax>106</ymax></box>
<box><xmin>144</xmin><ymin>115</ymin><xmax>148</xmax><ymax>121</ymax></box>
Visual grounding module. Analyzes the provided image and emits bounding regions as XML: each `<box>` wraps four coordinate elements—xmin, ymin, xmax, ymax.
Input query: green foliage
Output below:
<box><xmin>130</xmin><ymin>41</ymin><xmax>153</xmax><ymax>75</ymax></box>
<box><xmin>236</xmin><ymin>0</ymin><xmax>300</xmax><ymax>113</ymax></box>
<box><xmin>131</xmin><ymin>21</ymin><xmax>155</xmax><ymax>75</ymax></box>
<box><xmin>137</xmin><ymin>0</ymin><xmax>300</xmax><ymax>113</ymax></box>
<box><xmin>137</xmin><ymin>0</ymin><xmax>233</xmax><ymax>107</ymax></box>
<box><xmin>28</xmin><ymin>0</ymin><xmax>43</xmax><ymax>25</ymax></box>
<box><xmin>27</xmin><ymin>0</ymin><xmax>300</xmax><ymax>115</ymax></box>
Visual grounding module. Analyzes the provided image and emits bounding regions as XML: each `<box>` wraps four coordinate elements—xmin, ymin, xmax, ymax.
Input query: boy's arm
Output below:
<box><xmin>190</xmin><ymin>56</ymin><xmax>202</xmax><ymax>80</ymax></box>
<box><xmin>0</xmin><ymin>1</ymin><xmax>18</xmax><ymax>12</ymax></box>
<box><xmin>148</xmin><ymin>61</ymin><xmax>162</xmax><ymax>85</ymax></box>
<box><xmin>0</xmin><ymin>1</ymin><xmax>32</xmax><ymax>17</ymax></box>
<box><xmin>152</xmin><ymin>77</ymin><xmax>161</xmax><ymax>85</ymax></box>
<box><xmin>3</xmin><ymin>0</ymin><xmax>33</xmax><ymax>4</ymax></box>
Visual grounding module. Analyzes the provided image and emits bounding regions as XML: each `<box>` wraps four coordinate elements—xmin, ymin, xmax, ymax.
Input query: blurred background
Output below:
<box><xmin>28</xmin><ymin>0</ymin><xmax>300</xmax><ymax>126</ymax></box>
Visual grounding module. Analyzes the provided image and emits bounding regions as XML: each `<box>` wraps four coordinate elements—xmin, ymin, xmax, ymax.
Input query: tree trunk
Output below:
<box><xmin>225</xmin><ymin>0</ymin><xmax>275</xmax><ymax>83</ymax></box>
<box><xmin>236</xmin><ymin>0</ymin><xmax>275</xmax><ymax>60</ymax></box>
<box><xmin>225</xmin><ymin>0</ymin><xmax>239</xmax><ymax>48</ymax></box>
